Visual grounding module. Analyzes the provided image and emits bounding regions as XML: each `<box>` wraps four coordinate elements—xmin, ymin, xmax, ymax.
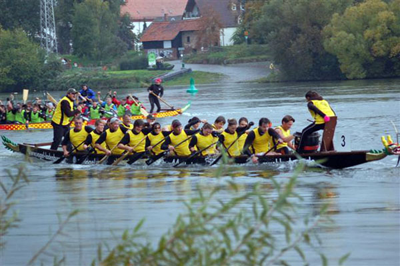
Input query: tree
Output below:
<box><xmin>118</xmin><ymin>13</ymin><xmax>137</xmax><ymax>51</ymax></box>
<box><xmin>71</xmin><ymin>0</ymin><xmax>126</xmax><ymax>60</ymax></box>
<box><xmin>250</xmin><ymin>0</ymin><xmax>353</xmax><ymax>81</ymax></box>
<box><xmin>196</xmin><ymin>5</ymin><xmax>224</xmax><ymax>49</ymax></box>
<box><xmin>323</xmin><ymin>0</ymin><xmax>400</xmax><ymax>79</ymax></box>
<box><xmin>0</xmin><ymin>28</ymin><xmax>44</xmax><ymax>92</ymax></box>
<box><xmin>0</xmin><ymin>0</ymin><xmax>40</xmax><ymax>39</ymax></box>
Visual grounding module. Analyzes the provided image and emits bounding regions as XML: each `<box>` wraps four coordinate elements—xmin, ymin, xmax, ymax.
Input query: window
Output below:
<box><xmin>240</xmin><ymin>4</ymin><xmax>245</xmax><ymax>11</ymax></box>
<box><xmin>232</xmin><ymin>4</ymin><xmax>237</xmax><ymax>10</ymax></box>
<box><xmin>187</xmin><ymin>36</ymin><xmax>191</xmax><ymax>43</ymax></box>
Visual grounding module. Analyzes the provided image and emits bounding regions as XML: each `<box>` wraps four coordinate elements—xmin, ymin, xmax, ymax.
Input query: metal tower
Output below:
<box><xmin>40</xmin><ymin>0</ymin><xmax>58</xmax><ymax>55</ymax></box>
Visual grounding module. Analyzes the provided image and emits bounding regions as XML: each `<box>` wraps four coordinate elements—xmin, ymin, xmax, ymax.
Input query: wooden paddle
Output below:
<box><xmin>112</xmin><ymin>135</ymin><xmax>147</xmax><ymax>166</ymax></box>
<box><xmin>146</xmin><ymin>135</ymin><xmax>193</xmax><ymax>166</ymax></box>
<box><xmin>75</xmin><ymin>147</ymin><xmax>95</xmax><ymax>165</ymax></box>
<box><xmin>173</xmin><ymin>141</ymin><xmax>218</xmax><ymax>168</ymax></box>
<box><xmin>22</xmin><ymin>89</ymin><xmax>29</xmax><ymax>104</ymax></box>
<box><xmin>210</xmin><ymin>134</ymin><xmax>241</xmax><ymax>166</ymax></box>
<box><xmin>128</xmin><ymin>95</ymin><xmax>149</xmax><ymax>117</ymax></box>
<box><xmin>259</xmin><ymin>141</ymin><xmax>280</xmax><ymax>158</ymax></box>
<box><xmin>53</xmin><ymin>141</ymin><xmax>86</xmax><ymax>164</ymax></box>
<box><xmin>46</xmin><ymin>92</ymin><xmax>58</xmax><ymax>105</ymax></box>
<box><xmin>150</xmin><ymin>91</ymin><xmax>174</xmax><ymax>109</ymax></box>
<box><xmin>97</xmin><ymin>130</ymin><xmax>131</xmax><ymax>164</ymax></box>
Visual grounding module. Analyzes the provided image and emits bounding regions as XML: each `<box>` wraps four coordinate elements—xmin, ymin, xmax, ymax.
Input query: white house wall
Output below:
<box><xmin>220</xmin><ymin>27</ymin><xmax>237</xmax><ymax>46</ymax></box>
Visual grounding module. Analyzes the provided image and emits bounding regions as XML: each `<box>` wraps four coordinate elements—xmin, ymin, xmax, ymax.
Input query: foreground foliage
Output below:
<box><xmin>93</xmin><ymin>164</ymin><xmax>348</xmax><ymax>266</ymax></box>
<box><xmin>0</xmin><ymin>167</ymin><xmax>29</xmax><ymax>248</ymax></box>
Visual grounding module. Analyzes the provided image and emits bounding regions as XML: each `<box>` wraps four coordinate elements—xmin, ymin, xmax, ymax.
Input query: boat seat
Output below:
<box><xmin>320</xmin><ymin>116</ymin><xmax>337</xmax><ymax>152</ymax></box>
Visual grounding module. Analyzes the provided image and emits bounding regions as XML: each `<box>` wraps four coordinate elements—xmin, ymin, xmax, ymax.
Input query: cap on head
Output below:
<box><xmin>155</xmin><ymin>78</ymin><xmax>162</xmax><ymax>83</ymax></box>
<box><xmin>67</xmin><ymin>88</ymin><xmax>78</xmax><ymax>94</ymax></box>
<box><xmin>110</xmin><ymin>117</ymin><xmax>120</xmax><ymax>124</ymax></box>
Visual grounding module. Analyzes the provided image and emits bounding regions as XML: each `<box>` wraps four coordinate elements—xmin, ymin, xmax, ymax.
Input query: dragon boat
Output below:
<box><xmin>0</xmin><ymin>102</ymin><xmax>191</xmax><ymax>131</ymax></box>
<box><xmin>2</xmin><ymin>135</ymin><xmax>399</xmax><ymax>169</ymax></box>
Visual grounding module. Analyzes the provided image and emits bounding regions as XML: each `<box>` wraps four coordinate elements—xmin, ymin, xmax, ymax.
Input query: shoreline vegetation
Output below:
<box><xmin>1</xmin><ymin>0</ymin><xmax>398</xmax><ymax>94</ymax></box>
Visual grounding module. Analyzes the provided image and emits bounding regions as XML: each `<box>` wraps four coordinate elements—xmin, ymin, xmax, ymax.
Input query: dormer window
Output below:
<box><xmin>232</xmin><ymin>4</ymin><xmax>237</xmax><ymax>11</ymax></box>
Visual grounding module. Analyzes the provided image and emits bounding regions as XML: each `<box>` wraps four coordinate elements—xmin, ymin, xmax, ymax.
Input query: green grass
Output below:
<box><xmin>164</xmin><ymin>71</ymin><xmax>225</xmax><ymax>86</ymax></box>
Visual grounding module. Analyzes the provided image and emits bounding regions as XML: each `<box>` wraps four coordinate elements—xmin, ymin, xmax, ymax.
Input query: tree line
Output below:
<box><xmin>234</xmin><ymin>0</ymin><xmax>400</xmax><ymax>80</ymax></box>
<box><xmin>0</xmin><ymin>0</ymin><xmax>135</xmax><ymax>92</ymax></box>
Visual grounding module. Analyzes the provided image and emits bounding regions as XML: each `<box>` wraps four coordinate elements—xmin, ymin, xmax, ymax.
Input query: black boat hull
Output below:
<box><xmin>5</xmin><ymin>141</ymin><xmax>388</xmax><ymax>169</ymax></box>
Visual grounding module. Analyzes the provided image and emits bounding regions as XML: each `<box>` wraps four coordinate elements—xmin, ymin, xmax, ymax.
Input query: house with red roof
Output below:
<box><xmin>139</xmin><ymin>0</ymin><xmax>244</xmax><ymax>59</ymax></box>
<box><xmin>120</xmin><ymin>0</ymin><xmax>188</xmax><ymax>35</ymax></box>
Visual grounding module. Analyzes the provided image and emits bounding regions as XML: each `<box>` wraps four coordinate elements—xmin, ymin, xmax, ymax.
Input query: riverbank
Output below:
<box><xmin>43</xmin><ymin>69</ymin><xmax>223</xmax><ymax>91</ymax></box>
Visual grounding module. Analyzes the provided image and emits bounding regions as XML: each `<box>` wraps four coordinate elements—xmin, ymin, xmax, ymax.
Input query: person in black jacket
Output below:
<box><xmin>50</xmin><ymin>88</ymin><xmax>82</xmax><ymax>150</ymax></box>
<box><xmin>147</xmin><ymin>78</ymin><xmax>164</xmax><ymax>113</ymax></box>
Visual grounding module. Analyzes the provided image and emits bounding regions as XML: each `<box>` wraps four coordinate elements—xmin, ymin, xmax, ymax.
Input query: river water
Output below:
<box><xmin>0</xmin><ymin>79</ymin><xmax>399</xmax><ymax>265</ymax></box>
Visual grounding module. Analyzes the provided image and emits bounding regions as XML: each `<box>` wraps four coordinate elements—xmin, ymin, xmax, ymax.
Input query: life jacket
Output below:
<box><xmin>52</xmin><ymin>96</ymin><xmax>74</xmax><ymax>126</ymax></box>
<box><xmin>90</xmin><ymin>130</ymin><xmax>106</xmax><ymax>154</ymax></box>
<box><xmin>221</xmin><ymin>131</ymin><xmax>240</xmax><ymax>156</ymax></box>
<box><xmin>69</xmin><ymin>128</ymin><xmax>90</xmax><ymax>151</ymax></box>
<box><xmin>117</xmin><ymin>104</ymin><xmax>128</xmax><ymax>117</ymax></box>
<box><xmin>46</xmin><ymin>109</ymin><xmax>54</xmax><ymax>121</ymax></box>
<box><xmin>104</xmin><ymin>127</ymin><xmax>125</xmax><ymax>154</ymax></box>
<box><xmin>15</xmin><ymin>110</ymin><xmax>26</xmax><ymax>124</ymax></box>
<box><xmin>90</xmin><ymin>106</ymin><xmax>101</xmax><ymax>119</ymax></box>
<box><xmin>6</xmin><ymin>110</ymin><xmax>15</xmax><ymax>122</ymax></box>
<box><xmin>147</xmin><ymin>132</ymin><xmax>165</xmax><ymax>155</ymax></box>
<box><xmin>127</xmin><ymin>131</ymin><xmax>146</xmax><ymax>153</ymax></box>
<box><xmin>30</xmin><ymin>111</ymin><xmax>43</xmax><ymax>123</ymax></box>
<box><xmin>309</xmin><ymin>100</ymin><xmax>335</xmax><ymax>125</ymax></box>
<box><xmin>195</xmin><ymin>132</ymin><xmax>216</xmax><ymax>156</ymax></box>
<box><xmin>121</xmin><ymin>123</ymin><xmax>133</xmax><ymax>130</ymax></box>
<box><xmin>169</xmin><ymin>131</ymin><xmax>191</xmax><ymax>156</ymax></box>
<box><xmin>104</xmin><ymin>103</ymin><xmax>115</xmax><ymax>118</ymax></box>
<box><xmin>238</xmin><ymin>133</ymin><xmax>248</xmax><ymax>152</ymax></box>
<box><xmin>275</xmin><ymin>126</ymin><xmax>290</xmax><ymax>150</ymax></box>
<box><xmin>251</xmin><ymin>128</ymin><xmax>272</xmax><ymax>154</ymax></box>
<box><xmin>130</xmin><ymin>104</ymin><xmax>141</xmax><ymax>115</ymax></box>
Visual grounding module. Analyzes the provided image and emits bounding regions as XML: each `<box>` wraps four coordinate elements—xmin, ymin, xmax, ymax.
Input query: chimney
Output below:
<box><xmin>164</xmin><ymin>13</ymin><xmax>168</xmax><ymax>21</ymax></box>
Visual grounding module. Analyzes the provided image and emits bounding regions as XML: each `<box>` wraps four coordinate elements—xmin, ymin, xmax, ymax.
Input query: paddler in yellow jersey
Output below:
<box><xmin>297</xmin><ymin>91</ymin><xmax>336</xmax><ymax>153</ymax></box>
<box><xmin>212</xmin><ymin>116</ymin><xmax>226</xmax><ymax>133</ymax></box>
<box><xmin>274</xmin><ymin>115</ymin><xmax>295</xmax><ymax>155</ymax></box>
<box><xmin>146</xmin><ymin>122</ymin><xmax>169</xmax><ymax>155</ymax></box>
<box><xmin>161</xmin><ymin>120</ymin><xmax>199</xmax><ymax>157</ymax></box>
<box><xmin>184</xmin><ymin>116</ymin><xmax>207</xmax><ymax>130</ymax></box>
<box><xmin>242</xmin><ymin>117</ymin><xmax>283</xmax><ymax>163</ymax></box>
<box><xmin>95</xmin><ymin>117</ymin><xmax>129</xmax><ymax>164</ymax></box>
<box><xmin>121</xmin><ymin>113</ymin><xmax>133</xmax><ymax>130</ymax></box>
<box><xmin>118</xmin><ymin>120</ymin><xmax>152</xmax><ymax>163</ymax></box>
<box><xmin>218</xmin><ymin>118</ymin><xmax>250</xmax><ymax>157</ymax></box>
<box><xmin>51</xmin><ymin>88</ymin><xmax>82</xmax><ymax>150</ymax></box>
<box><xmin>237</xmin><ymin>117</ymin><xmax>255</xmax><ymax>151</ymax></box>
<box><xmin>189</xmin><ymin>123</ymin><xmax>219</xmax><ymax>156</ymax></box>
<box><xmin>61</xmin><ymin>117</ymin><xmax>93</xmax><ymax>161</ymax></box>
<box><xmin>83</xmin><ymin>119</ymin><xmax>106</xmax><ymax>154</ymax></box>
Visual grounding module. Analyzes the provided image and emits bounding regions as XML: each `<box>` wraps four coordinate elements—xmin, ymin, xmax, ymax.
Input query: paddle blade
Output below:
<box><xmin>76</xmin><ymin>148</ymin><xmax>94</xmax><ymax>164</ymax></box>
<box><xmin>53</xmin><ymin>156</ymin><xmax>66</xmax><ymax>164</ymax></box>
<box><xmin>23</xmin><ymin>89</ymin><xmax>29</xmax><ymax>104</ymax></box>
<box><xmin>210</xmin><ymin>155</ymin><xmax>222</xmax><ymax>166</ymax></box>
<box><xmin>145</xmin><ymin>152</ymin><xmax>165</xmax><ymax>165</ymax></box>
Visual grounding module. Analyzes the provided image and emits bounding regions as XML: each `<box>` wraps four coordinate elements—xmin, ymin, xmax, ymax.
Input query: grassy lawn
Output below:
<box><xmin>164</xmin><ymin>71</ymin><xmax>225</xmax><ymax>86</ymax></box>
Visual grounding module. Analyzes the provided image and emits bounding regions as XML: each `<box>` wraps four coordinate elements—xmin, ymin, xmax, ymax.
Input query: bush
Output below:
<box><xmin>119</xmin><ymin>55</ymin><xmax>147</xmax><ymax>70</ymax></box>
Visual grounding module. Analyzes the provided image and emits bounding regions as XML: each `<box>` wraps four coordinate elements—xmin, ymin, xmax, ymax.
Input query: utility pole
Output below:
<box><xmin>40</xmin><ymin>0</ymin><xmax>58</xmax><ymax>55</ymax></box>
